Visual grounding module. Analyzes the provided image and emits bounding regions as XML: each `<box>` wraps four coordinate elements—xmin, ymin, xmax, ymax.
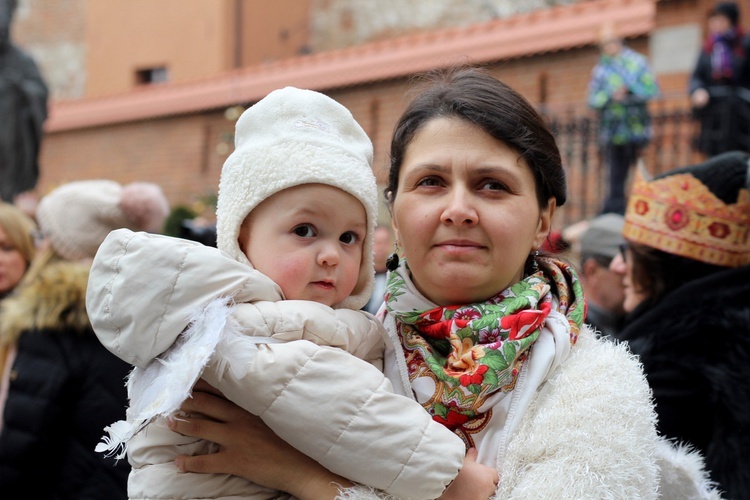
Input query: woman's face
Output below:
<box><xmin>609</xmin><ymin>246</ymin><xmax>649</xmax><ymax>313</ymax></box>
<box><xmin>391</xmin><ymin>117</ymin><xmax>554</xmax><ymax>306</ymax></box>
<box><xmin>0</xmin><ymin>224</ymin><xmax>28</xmax><ymax>295</ymax></box>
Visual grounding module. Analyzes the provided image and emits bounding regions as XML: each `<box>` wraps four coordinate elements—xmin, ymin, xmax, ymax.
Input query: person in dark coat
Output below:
<box><xmin>689</xmin><ymin>1</ymin><xmax>750</xmax><ymax>156</ymax></box>
<box><xmin>0</xmin><ymin>0</ymin><xmax>48</xmax><ymax>203</ymax></box>
<box><xmin>0</xmin><ymin>180</ymin><xmax>170</xmax><ymax>499</ymax></box>
<box><xmin>610</xmin><ymin>150</ymin><xmax>750</xmax><ymax>499</ymax></box>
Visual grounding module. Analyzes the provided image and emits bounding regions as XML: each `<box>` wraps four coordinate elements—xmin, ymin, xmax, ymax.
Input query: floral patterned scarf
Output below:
<box><xmin>385</xmin><ymin>256</ymin><xmax>585</xmax><ymax>433</ymax></box>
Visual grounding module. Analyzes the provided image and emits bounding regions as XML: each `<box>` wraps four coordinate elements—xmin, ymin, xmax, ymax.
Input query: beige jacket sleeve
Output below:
<box><xmin>230</xmin><ymin>302</ymin><xmax>384</xmax><ymax>368</ymax></box>
<box><xmin>200</xmin><ymin>337</ymin><xmax>463</xmax><ymax>500</ymax></box>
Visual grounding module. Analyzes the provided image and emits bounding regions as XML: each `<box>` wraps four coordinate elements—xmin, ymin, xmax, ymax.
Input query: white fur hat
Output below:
<box><xmin>36</xmin><ymin>180</ymin><xmax>170</xmax><ymax>261</ymax></box>
<box><xmin>216</xmin><ymin>86</ymin><xmax>377</xmax><ymax>310</ymax></box>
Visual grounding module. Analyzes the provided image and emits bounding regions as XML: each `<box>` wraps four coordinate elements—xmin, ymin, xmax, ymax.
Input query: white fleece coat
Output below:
<box><xmin>87</xmin><ymin>229</ymin><xmax>464</xmax><ymax>500</ymax></box>
<box><xmin>88</xmin><ymin>230</ymin><xmax>721</xmax><ymax>500</ymax></box>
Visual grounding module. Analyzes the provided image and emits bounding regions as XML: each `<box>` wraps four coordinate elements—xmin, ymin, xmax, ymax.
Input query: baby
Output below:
<box><xmin>89</xmin><ymin>87</ymin><xmax>466</xmax><ymax>499</ymax></box>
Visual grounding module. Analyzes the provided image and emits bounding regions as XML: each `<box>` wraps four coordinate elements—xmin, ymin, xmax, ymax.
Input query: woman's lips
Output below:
<box><xmin>436</xmin><ymin>239</ymin><xmax>484</xmax><ymax>252</ymax></box>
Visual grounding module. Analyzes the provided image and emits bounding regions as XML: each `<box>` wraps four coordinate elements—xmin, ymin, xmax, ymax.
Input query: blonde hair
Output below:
<box><xmin>0</xmin><ymin>202</ymin><xmax>37</xmax><ymax>266</ymax></box>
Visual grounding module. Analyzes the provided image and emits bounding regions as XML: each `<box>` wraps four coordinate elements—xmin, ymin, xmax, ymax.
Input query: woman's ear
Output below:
<box><xmin>390</xmin><ymin>218</ymin><xmax>400</xmax><ymax>248</ymax></box>
<box><xmin>535</xmin><ymin>197</ymin><xmax>557</xmax><ymax>249</ymax></box>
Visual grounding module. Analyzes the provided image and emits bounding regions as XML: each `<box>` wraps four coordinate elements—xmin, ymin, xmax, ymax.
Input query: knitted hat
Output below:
<box><xmin>623</xmin><ymin>151</ymin><xmax>750</xmax><ymax>267</ymax></box>
<box><xmin>215</xmin><ymin>86</ymin><xmax>377</xmax><ymax>310</ymax></box>
<box><xmin>711</xmin><ymin>2</ymin><xmax>740</xmax><ymax>27</ymax></box>
<box><xmin>36</xmin><ymin>180</ymin><xmax>170</xmax><ymax>261</ymax></box>
<box><xmin>580</xmin><ymin>213</ymin><xmax>626</xmax><ymax>264</ymax></box>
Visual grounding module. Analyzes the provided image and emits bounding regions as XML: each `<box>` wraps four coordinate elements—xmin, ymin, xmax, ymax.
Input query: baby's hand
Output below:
<box><xmin>439</xmin><ymin>448</ymin><xmax>499</xmax><ymax>499</ymax></box>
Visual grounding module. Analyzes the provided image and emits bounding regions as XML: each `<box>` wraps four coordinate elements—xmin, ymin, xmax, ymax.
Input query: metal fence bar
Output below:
<box><xmin>547</xmin><ymin>105</ymin><xmax>700</xmax><ymax>228</ymax></box>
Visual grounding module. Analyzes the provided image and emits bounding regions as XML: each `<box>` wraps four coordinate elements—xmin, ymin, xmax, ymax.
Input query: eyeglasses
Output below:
<box><xmin>618</xmin><ymin>243</ymin><xmax>629</xmax><ymax>263</ymax></box>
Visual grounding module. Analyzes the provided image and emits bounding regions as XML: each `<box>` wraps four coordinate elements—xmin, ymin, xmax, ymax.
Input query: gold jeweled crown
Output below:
<box><xmin>622</xmin><ymin>161</ymin><xmax>750</xmax><ymax>267</ymax></box>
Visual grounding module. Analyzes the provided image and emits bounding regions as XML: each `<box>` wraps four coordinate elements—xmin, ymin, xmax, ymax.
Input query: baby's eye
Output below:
<box><xmin>292</xmin><ymin>224</ymin><xmax>316</xmax><ymax>238</ymax></box>
<box><xmin>340</xmin><ymin>231</ymin><xmax>359</xmax><ymax>245</ymax></box>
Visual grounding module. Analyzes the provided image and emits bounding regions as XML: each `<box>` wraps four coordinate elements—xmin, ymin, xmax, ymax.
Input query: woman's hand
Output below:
<box><xmin>167</xmin><ymin>379</ymin><xmax>351</xmax><ymax>500</ymax></box>
<box><xmin>439</xmin><ymin>448</ymin><xmax>499</xmax><ymax>500</ymax></box>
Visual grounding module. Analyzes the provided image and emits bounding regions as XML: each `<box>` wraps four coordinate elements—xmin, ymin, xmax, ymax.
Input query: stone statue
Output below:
<box><xmin>0</xmin><ymin>0</ymin><xmax>48</xmax><ymax>203</ymax></box>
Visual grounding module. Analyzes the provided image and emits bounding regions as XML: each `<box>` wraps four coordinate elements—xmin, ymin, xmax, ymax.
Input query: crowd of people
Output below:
<box><xmin>0</xmin><ymin>3</ymin><xmax>748</xmax><ymax>499</ymax></box>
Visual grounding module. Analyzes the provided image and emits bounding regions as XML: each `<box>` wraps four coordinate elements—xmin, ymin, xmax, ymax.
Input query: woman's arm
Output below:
<box><xmin>170</xmin><ymin>381</ymin><xmax>499</xmax><ymax>500</ymax></box>
<box><xmin>170</xmin><ymin>383</ymin><xmax>350</xmax><ymax>500</ymax></box>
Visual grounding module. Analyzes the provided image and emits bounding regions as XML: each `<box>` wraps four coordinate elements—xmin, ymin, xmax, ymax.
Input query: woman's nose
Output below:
<box><xmin>440</xmin><ymin>187</ymin><xmax>478</xmax><ymax>226</ymax></box>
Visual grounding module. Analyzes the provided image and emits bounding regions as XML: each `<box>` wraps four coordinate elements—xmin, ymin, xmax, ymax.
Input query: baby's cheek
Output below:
<box><xmin>269</xmin><ymin>260</ymin><xmax>309</xmax><ymax>300</ymax></box>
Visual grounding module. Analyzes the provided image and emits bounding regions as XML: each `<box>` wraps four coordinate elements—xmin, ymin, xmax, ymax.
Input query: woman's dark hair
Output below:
<box><xmin>628</xmin><ymin>241</ymin><xmax>726</xmax><ymax>306</ymax></box>
<box><xmin>386</xmin><ymin>66</ymin><xmax>567</xmax><ymax>209</ymax></box>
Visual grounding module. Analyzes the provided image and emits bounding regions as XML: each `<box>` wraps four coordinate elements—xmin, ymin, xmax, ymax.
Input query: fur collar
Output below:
<box><xmin>0</xmin><ymin>260</ymin><xmax>91</xmax><ymax>345</ymax></box>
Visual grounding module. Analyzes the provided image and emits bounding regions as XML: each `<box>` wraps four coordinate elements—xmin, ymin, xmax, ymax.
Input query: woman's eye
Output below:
<box><xmin>340</xmin><ymin>231</ymin><xmax>359</xmax><ymax>245</ymax></box>
<box><xmin>481</xmin><ymin>179</ymin><xmax>508</xmax><ymax>191</ymax></box>
<box><xmin>0</xmin><ymin>244</ymin><xmax>17</xmax><ymax>253</ymax></box>
<box><xmin>416</xmin><ymin>176</ymin><xmax>442</xmax><ymax>187</ymax></box>
<box><xmin>292</xmin><ymin>224</ymin><xmax>316</xmax><ymax>238</ymax></box>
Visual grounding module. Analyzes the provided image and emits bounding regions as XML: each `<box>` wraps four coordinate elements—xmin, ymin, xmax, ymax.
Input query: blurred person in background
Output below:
<box><xmin>690</xmin><ymin>1</ymin><xmax>750</xmax><ymax>157</ymax></box>
<box><xmin>0</xmin><ymin>202</ymin><xmax>34</xmax><ymax>300</ymax></box>
<box><xmin>610</xmin><ymin>151</ymin><xmax>750</xmax><ymax>498</ymax></box>
<box><xmin>588</xmin><ymin>22</ymin><xmax>659</xmax><ymax>215</ymax></box>
<box><xmin>0</xmin><ymin>180</ymin><xmax>169</xmax><ymax>498</ymax></box>
<box><xmin>0</xmin><ymin>202</ymin><xmax>36</xmax><ymax>427</ymax></box>
<box><xmin>362</xmin><ymin>224</ymin><xmax>392</xmax><ymax>314</ymax></box>
<box><xmin>0</xmin><ymin>0</ymin><xmax>48</xmax><ymax>203</ymax></box>
<box><xmin>578</xmin><ymin>213</ymin><xmax>627</xmax><ymax>339</ymax></box>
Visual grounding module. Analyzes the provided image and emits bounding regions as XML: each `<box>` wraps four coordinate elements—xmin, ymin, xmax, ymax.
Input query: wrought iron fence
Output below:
<box><xmin>545</xmin><ymin>103</ymin><xmax>703</xmax><ymax>228</ymax></box>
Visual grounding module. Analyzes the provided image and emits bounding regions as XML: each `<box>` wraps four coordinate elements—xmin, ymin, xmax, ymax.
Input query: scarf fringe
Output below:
<box><xmin>96</xmin><ymin>298</ymin><xmax>233</xmax><ymax>458</ymax></box>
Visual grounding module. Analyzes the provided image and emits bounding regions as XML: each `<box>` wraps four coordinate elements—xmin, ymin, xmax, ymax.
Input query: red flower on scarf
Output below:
<box><xmin>420</xmin><ymin>308</ymin><xmax>444</xmax><ymax>322</ymax></box>
<box><xmin>420</xmin><ymin>320</ymin><xmax>453</xmax><ymax>339</ymax></box>
<box><xmin>433</xmin><ymin>410</ymin><xmax>470</xmax><ymax>430</ymax></box>
<box><xmin>454</xmin><ymin>308</ymin><xmax>481</xmax><ymax>321</ymax></box>
<box><xmin>500</xmin><ymin>302</ymin><xmax>551</xmax><ymax>340</ymax></box>
<box><xmin>458</xmin><ymin>364</ymin><xmax>489</xmax><ymax>387</ymax></box>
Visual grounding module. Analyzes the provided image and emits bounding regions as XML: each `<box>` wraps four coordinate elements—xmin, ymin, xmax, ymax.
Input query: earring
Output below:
<box><xmin>530</xmin><ymin>250</ymin><xmax>540</xmax><ymax>273</ymax></box>
<box><xmin>386</xmin><ymin>241</ymin><xmax>400</xmax><ymax>272</ymax></box>
<box><xmin>524</xmin><ymin>249</ymin><xmax>540</xmax><ymax>275</ymax></box>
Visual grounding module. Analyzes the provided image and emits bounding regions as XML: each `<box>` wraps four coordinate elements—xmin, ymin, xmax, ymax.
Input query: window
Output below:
<box><xmin>135</xmin><ymin>66</ymin><xmax>169</xmax><ymax>85</ymax></box>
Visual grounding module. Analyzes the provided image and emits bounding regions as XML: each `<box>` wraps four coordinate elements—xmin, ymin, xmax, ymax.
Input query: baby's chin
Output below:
<box><xmin>285</xmin><ymin>292</ymin><xmax>343</xmax><ymax>308</ymax></box>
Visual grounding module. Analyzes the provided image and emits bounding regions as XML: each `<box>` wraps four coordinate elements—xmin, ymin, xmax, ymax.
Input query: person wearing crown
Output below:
<box><xmin>610</xmin><ymin>150</ymin><xmax>750</xmax><ymax>499</ymax></box>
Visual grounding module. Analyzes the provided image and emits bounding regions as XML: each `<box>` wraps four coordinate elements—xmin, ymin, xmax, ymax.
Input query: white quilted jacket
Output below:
<box><xmin>87</xmin><ymin>229</ymin><xmax>465</xmax><ymax>500</ymax></box>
